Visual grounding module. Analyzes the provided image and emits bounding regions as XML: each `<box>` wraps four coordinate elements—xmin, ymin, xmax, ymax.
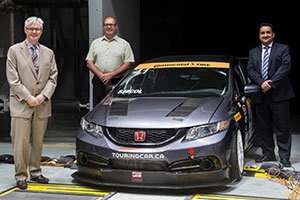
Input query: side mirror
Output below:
<box><xmin>244</xmin><ymin>84</ymin><xmax>260</xmax><ymax>96</ymax></box>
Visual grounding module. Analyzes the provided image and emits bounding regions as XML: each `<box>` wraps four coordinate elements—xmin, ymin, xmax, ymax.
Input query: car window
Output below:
<box><xmin>113</xmin><ymin>67</ymin><xmax>229</xmax><ymax>98</ymax></box>
<box><xmin>234</xmin><ymin>65</ymin><xmax>246</xmax><ymax>95</ymax></box>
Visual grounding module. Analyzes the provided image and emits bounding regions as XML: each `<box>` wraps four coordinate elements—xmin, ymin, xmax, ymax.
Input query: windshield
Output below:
<box><xmin>113</xmin><ymin>65</ymin><xmax>229</xmax><ymax>98</ymax></box>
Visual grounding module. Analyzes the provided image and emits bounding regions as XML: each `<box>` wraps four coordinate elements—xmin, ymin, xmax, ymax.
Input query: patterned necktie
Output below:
<box><xmin>31</xmin><ymin>46</ymin><xmax>39</xmax><ymax>75</ymax></box>
<box><xmin>262</xmin><ymin>46</ymin><xmax>270</xmax><ymax>80</ymax></box>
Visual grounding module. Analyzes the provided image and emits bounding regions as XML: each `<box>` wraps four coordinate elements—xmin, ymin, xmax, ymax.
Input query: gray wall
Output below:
<box><xmin>88</xmin><ymin>0</ymin><xmax>140</xmax><ymax>64</ymax></box>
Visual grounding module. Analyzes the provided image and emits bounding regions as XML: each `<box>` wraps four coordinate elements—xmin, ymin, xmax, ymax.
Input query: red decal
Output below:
<box><xmin>132</xmin><ymin>171</ymin><xmax>142</xmax><ymax>178</ymax></box>
<box><xmin>120</xmin><ymin>147</ymin><xmax>138</xmax><ymax>151</ymax></box>
<box><xmin>189</xmin><ymin>147</ymin><xmax>194</xmax><ymax>155</ymax></box>
<box><xmin>132</xmin><ymin>178</ymin><xmax>143</xmax><ymax>183</ymax></box>
<box><xmin>132</xmin><ymin>171</ymin><xmax>143</xmax><ymax>183</ymax></box>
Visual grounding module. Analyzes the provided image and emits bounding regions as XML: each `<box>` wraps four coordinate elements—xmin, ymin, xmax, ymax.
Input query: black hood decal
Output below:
<box><xmin>109</xmin><ymin>100</ymin><xmax>129</xmax><ymax>116</ymax></box>
<box><xmin>166</xmin><ymin>98</ymin><xmax>205</xmax><ymax>117</ymax></box>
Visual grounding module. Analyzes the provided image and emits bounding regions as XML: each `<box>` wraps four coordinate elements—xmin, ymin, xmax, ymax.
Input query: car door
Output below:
<box><xmin>233</xmin><ymin>63</ymin><xmax>255</xmax><ymax>150</ymax></box>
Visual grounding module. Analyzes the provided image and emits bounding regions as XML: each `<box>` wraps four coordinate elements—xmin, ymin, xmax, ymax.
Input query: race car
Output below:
<box><xmin>72</xmin><ymin>55</ymin><xmax>259</xmax><ymax>188</ymax></box>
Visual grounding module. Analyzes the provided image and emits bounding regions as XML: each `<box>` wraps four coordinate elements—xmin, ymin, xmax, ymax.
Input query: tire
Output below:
<box><xmin>229</xmin><ymin>129</ymin><xmax>244</xmax><ymax>181</ymax></box>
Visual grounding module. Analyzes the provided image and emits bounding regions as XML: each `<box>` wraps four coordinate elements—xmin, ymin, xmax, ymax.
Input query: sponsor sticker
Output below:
<box><xmin>112</xmin><ymin>152</ymin><xmax>165</xmax><ymax>160</ymax></box>
<box><xmin>117</xmin><ymin>88</ymin><xmax>142</xmax><ymax>95</ymax></box>
<box><xmin>132</xmin><ymin>171</ymin><xmax>143</xmax><ymax>183</ymax></box>
<box><xmin>132</xmin><ymin>171</ymin><xmax>142</xmax><ymax>178</ymax></box>
<box><xmin>135</xmin><ymin>62</ymin><xmax>230</xmax><ymax>69</ymax></box>
<box><xmin>246</xmin><ymin>98</ymin><xmax>251</xmax><ymax>106</ymax></box>
<box><xmin>234</xmin><ymin>112</ymin><xmax>242</xmax><ymax>122</ymax></box>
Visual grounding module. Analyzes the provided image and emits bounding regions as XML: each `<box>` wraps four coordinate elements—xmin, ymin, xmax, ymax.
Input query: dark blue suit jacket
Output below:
<box><xmin>247</xmin><ymin>42</ymin><xmax>294</xmax><ymax>103</ymax></box>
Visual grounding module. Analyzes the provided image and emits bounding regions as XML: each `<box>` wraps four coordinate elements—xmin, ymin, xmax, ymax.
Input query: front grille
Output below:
<box><xmin>105</xmin><ymin>128</ymin><xmax>179</xmax><ymax>146</ymax></box>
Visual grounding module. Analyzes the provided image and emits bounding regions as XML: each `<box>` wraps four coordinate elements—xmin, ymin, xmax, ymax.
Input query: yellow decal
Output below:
<box><xmin>234</xmin><ymin>112</ymin><xmax>241</xmax><ymax>122</ymax></box>
<box><xmin>246</xmin><ymin>98</ymin><xmax>251</xmax><ymax>106</ymax></box>
<box><xmin>136</xmin><ymin>61</ymin><xmax>230</xmax><ymax>69</ymax></box>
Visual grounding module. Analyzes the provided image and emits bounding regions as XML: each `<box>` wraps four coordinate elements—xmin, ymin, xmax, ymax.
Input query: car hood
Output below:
<box><xmin>88</xmin><ymin>97</ymin><xmax>223</xmax><ymax>129</ymax></box>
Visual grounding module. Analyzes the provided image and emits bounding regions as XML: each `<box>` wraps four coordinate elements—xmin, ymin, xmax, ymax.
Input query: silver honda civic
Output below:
<box><xmin>72</xmin><ymin>55</ymin><xmax>258</xmax><ymax>189</ymax></box>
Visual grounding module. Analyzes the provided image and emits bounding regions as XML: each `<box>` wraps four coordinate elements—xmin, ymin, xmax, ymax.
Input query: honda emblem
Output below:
<box><xmin>134</xmin><ymin>131</ymin><xmax>146</xmax><ymax>142</ymax></box>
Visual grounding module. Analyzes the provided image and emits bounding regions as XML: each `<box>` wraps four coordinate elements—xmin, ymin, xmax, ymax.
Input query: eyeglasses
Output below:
<box><xmin>103</xmin><ymin>23</ymin><xmax>116</xmax><ymax>27</ymax></box>
<box><xmin>26</xmin><ymin>27</ymin><xmax>42</xmax><ymax>32</ymax></box>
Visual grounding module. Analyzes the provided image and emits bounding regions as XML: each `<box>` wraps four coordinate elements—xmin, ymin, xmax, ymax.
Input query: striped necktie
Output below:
<box><xmin>262</xmin><ymin>46</ymin><xmax>270</xmax><ymax>80</ymax></box>
<box><xmin>31</xmin><ymin>46</ymin><xmax>39</xmax><ymax>75</ymax></box>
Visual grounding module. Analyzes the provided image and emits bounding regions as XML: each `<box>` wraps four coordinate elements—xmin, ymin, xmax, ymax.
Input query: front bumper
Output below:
<box><xmin>73</xmin><ymin>128</ymin><xmax>233</xmax><ymax>188</ymax></box>
<box><xmin>72</xmin><ymin>164</ymin><xmax>231</xmax><ymax>189</ymax></box>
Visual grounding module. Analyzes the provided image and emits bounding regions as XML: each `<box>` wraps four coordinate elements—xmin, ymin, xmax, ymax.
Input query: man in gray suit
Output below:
<box><xmin>6</xmin><ymin>16</ymin><xmax>58</xmax><ymax>189</ymax></box>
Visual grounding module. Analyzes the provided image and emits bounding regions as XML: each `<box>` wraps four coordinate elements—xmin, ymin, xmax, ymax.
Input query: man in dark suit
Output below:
<box><xmin>247</xmin><ymin>23</ymin><xmax>294</xmax><ymax>167</ymax></box>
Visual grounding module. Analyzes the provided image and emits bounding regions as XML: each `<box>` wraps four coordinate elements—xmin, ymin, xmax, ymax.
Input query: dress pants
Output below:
<box><xmin>256</xmin><ymin>93</ymin><xmax>291</xmax><ymax>160</ymax></box>
<box><xmin>11</xmin><ymin>109</ymin><xmax>48</xmax><ymax>181</ymax></box>
<box><xmin>92</xmin><ymin>76</ymin><xmax>122</xmax><ymax>106</ymax></box>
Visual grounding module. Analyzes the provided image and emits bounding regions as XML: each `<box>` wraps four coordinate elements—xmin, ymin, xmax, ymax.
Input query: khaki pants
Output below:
<box><xmin>11</xmin><ymin>111</ymin><xmax>48</xmax><ymax>181</ymax></box>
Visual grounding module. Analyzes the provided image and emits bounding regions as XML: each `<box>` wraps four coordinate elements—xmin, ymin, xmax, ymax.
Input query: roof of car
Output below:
<box><xmin>143</xmin><ymin>55</ymin><xmax>238</xmax><ymax>64</ymax></box>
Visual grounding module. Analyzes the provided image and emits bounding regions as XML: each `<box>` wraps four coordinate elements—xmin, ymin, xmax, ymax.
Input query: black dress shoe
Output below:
<box><xmin>255</xmin><ymin>155</ymin><xmax>276</xmax><ymax>163</ymax></box>
<box><xmin>30</xmin><ymin>175</ymin><xmax>49</xmax><ymax>183</ymax></box>
<box><xmin>16</xmin><ymin>180</ymin><xmax>27</xmax><ymax>189</ymax></box>
<box><xmin>280</xmin><ymin>159</ymin><xmax>292</xmax><ymax>167</ymax></box>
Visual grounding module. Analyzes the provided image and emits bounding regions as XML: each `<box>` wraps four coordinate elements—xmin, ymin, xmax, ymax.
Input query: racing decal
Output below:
<box><xmin>246</xmin><ymin>98</ymin><xmax>251</xmax><ymax>106</ymax></box>
<box><xmin>242</xmin><ymin>104</ymin><xmax>248</xmax><ymax>131</ymax></box>
<box><xmin>245</xmin><ymin>97</ymin><xmax>254</xmax><ymax>139</ymax></box>
<box><xmin>242</xmin><ymin>105</ymin><xmax>247</xmax><ymax>116</ymax></box>
<box><xmin>234</xmin><ymin>112</ymin><xmax>241</xmax><ymax>122</ymax></box>
<box><xmin>112</xmin><ymin>152</ymin><xmax>165</xmax><ymax>160</ymax></box>
<box><xmin>167</xmin><ymin>98</ymin><xmax>205</xmax><ymax>117</ymax></box>
<box><xmin>119</xmin><ymin>147</ymin><xmax>158</xmax><ymax>152</ymax></box>
<box><xmin>189</xmin><ymin>147</ymin><xmax>195</xmax><ymax>159</ymax></box>
<box><xmin>135</xmin><ymin>61</ymin><xmax>230</xmax><ymax>69</ymax></box>
<box><xmin>189</xmin><ymin>147</ymin><xmax>194</xmax><ymax>155</ymax></box>
<box><xmin>132</xmin><ymin>172</ymin><xmax>143</xmax><ymax>183</ymax></box>
<box><xmin>132</xmin><ymin>171</ymin><xmax>142</xmax><ymax>178</ymax></box>
<box><xmin>109</xmin><ymin>100</ymin><xmax>129</xmax><ymax>116</ymax></box>
<box><xmin>117</xmin><ymin>88</ymin><xmax>142</xmax><ymax>95</ymax></box>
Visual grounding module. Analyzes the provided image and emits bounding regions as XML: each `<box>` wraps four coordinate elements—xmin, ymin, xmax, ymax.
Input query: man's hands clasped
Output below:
<box><xmin>26</xmin><ymin>94</ymin><xmax>46</xmax><ymax>107</ymax></box>
<box><xmin>99</xmin><ymin>72</ymin><xmax>113</xmax><ymax>85</ymax></box>
<box><xmin>261</xmin><ymin>80</ymin><xmax>272</xmax><ymax>93</ymax></box>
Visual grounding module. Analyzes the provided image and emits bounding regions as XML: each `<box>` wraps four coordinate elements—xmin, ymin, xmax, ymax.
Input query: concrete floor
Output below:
<box><xmin>1</xmin><ymin>116</ymin><xmax>300</xmax><ymax>200</ymax></box>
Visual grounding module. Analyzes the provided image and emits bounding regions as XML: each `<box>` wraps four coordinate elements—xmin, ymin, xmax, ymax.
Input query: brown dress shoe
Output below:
<box><xmin>16</xmin><ymin>180</ymin><xmax>27</xmax><ymax>189</ymax></box>
<box><xmin>30</xmin><ymin>175</ymin><xmax>49</xmax><ymax>183</ymax></box>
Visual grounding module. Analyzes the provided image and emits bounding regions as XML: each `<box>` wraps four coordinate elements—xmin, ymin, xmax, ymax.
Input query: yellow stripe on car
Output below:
<box><xmin>135</xmin><ymin>62</ymin><xmax>230</xmax><ymax>69</ymax></box>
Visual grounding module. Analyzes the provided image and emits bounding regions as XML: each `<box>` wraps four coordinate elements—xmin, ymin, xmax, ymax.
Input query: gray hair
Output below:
<box><xmin>24</xmin><ymin>16</ymin><xmax>44</xmax><ymax>29</ymax></box>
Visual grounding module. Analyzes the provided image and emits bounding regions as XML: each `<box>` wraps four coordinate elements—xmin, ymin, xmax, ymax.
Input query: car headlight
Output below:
<box><xmin>80</xmin><ymin>118</ymin><xmax>103</xmax><ymax>138</ymax></box>
<box><xmin>185</xmin><ymin>120</ymin><xmax>229</xmax><ymax>141</ymax></box>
